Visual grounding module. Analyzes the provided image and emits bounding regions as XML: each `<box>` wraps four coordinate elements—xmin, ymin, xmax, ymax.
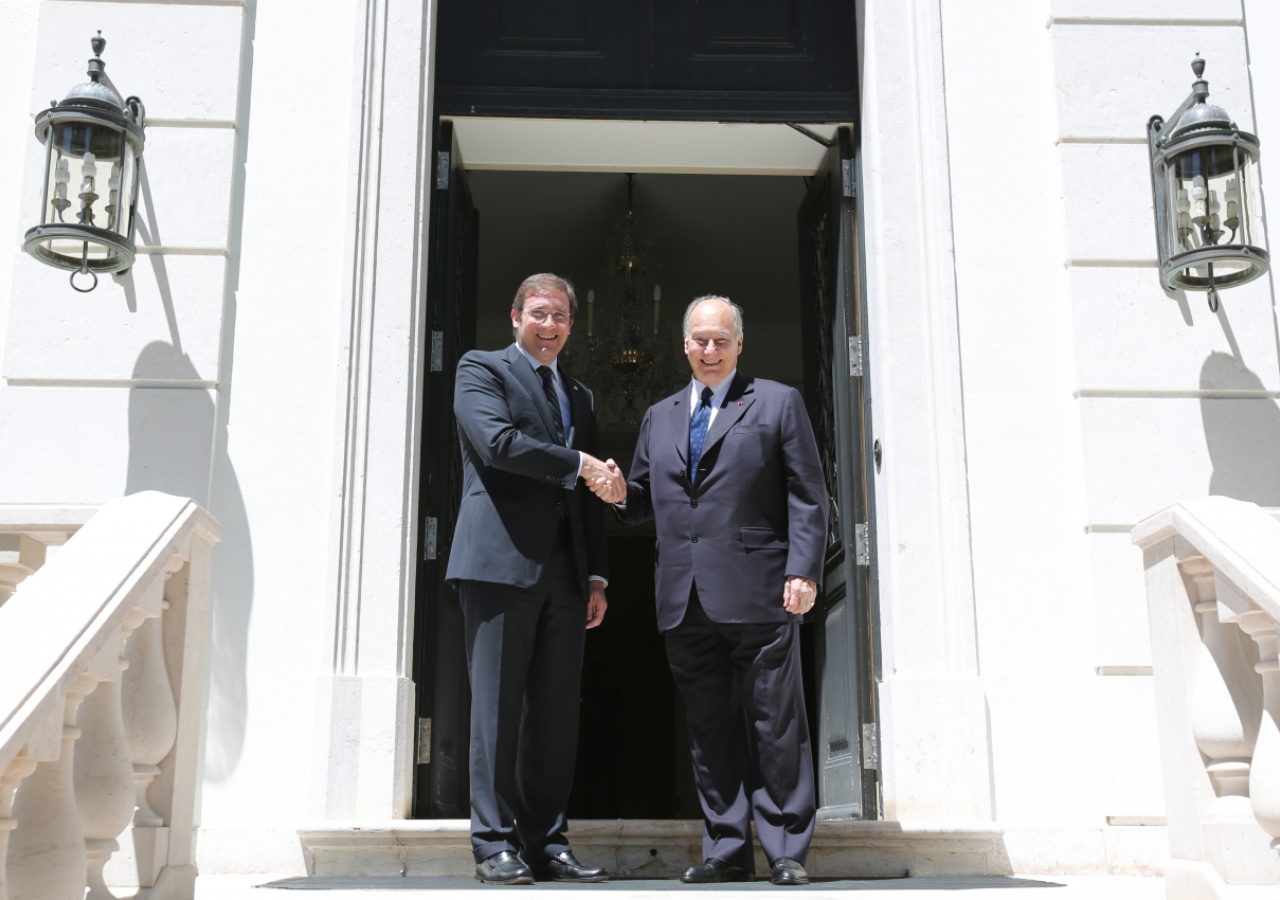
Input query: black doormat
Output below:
<box><xmin>258</xmin><ymin>876</ymin><xmax>1064</xmax><ymax>891</ymax></box>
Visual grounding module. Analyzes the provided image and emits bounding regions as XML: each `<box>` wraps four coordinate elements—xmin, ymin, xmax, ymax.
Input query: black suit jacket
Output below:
<box><xmin>620</xmin><ymin>372</ymin><xmax>828</xmax><ymax>632</ymax></box>
<box><xmin>446</xmin><ymin>343</ymin><xmax>608</xmax><ymax>598</ymax></box>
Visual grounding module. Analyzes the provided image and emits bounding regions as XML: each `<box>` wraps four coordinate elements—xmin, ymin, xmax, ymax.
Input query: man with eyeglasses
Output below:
<box><xmin>615</xmin><ymin>295</ymin><xmax>827</xmax><ymax>885</ymax></box>
<box><xmin>448</xmin><ymin>273</ymin><xmax>626</xmax><ymax>884</ymax></box>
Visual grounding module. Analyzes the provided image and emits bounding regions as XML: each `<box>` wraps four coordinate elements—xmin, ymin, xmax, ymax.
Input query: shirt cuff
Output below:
<box><xmin>589</xmin><ymin>576</ymin><xmax>608</xmax><ymax>588</ymax></box>
<box><xmin>563</xmin><ymin>451</ymin><xmax>585</xmax><ymax>489</ymax></box>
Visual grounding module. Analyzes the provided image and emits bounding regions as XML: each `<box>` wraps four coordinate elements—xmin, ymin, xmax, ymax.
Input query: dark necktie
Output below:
<box><xmin>537</xmin><ymin>365</ymin><xmax>566</xmax><ymax>446</ymax></box>
<box><xmin>688</xmin><ymin>386</ymin><xmax>714</xmax><ymax>485</ymax></box>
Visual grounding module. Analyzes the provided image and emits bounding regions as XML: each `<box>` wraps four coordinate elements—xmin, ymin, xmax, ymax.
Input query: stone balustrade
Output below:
<box><xmin>1134</xmin><ymin>497</ymin><xmax>1280</xmax><ymax>900</ymax></box>
<box><xmin>0</xmin><ymin>492</ymin><xmax>220</xmax><ymax>900</ymax></box>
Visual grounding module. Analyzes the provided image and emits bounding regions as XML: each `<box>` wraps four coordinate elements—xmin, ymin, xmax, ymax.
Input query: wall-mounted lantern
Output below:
<box><xmin>24</xmin><ymin>33</ymin><xmax>145</xmax><ymax>292</ymax></box>
<box><xmin>1148</xmin><ymin>56</ymin><xmax>1267</xmax><ymax>312</ymax></box>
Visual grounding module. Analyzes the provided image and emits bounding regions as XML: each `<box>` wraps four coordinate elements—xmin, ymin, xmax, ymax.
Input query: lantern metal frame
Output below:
<box><xmin>1148</xmin><ymin>55</ymin><xmax>1267</xmax><ymax>312</ymax></box>
<box><xmin>24</xmin><ymin>32</ymin><xmax>145</xmax><ymax>293</ymax></box>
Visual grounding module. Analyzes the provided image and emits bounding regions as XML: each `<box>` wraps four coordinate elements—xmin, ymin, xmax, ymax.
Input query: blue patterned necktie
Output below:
<box><xmin>537</xmin><ymin>366</ymin><xmax>566</xmax><ymax>446</ymax></box>
<box><xmin>688</xmin><ymin>386</ymin><xmax>714</xmax><ymax>485</ymax></box>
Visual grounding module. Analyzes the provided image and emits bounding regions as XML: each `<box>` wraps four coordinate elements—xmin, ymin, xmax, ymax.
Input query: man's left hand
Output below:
<box><xmin>587</xmin><ymin>581</ymin><xmax>608</xmax><ymax>628</ymax></box>
<box><xmin>783</xmin><ymin>575</ymin><xmax>817</xmax><ymax>615</ymax></box>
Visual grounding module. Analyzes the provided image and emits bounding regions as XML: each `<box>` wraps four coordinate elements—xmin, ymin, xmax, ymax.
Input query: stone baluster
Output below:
<box><xmin>75</xmin><ymin>616</ymin><xmax>145</xmax><ymax>900</ymax></box>
<box><xmin>6</xmin><ymin>674</ymin><xmax>98</xmax><ymax>900</ymax></box>
<box><xmin>1210</xmin><ymin>570</ymin><xmax>1280</xmax><ymax>855</ymax></box>
<box><xmin>0</xmin><ymin>535</ymin><xmax>44</xmax><ymax>608</ymax></box>
<box><xmin>0</xmin><ymin>755</ymin><xmax>39</xmax><ymax>900</ymax></box>
<box><xmin>1180</xmin><ymin>556</ymin><xmax>1264</xmax><ymax>811</ymax></box>
<box><xmin>121</xmin><ymin>570</ymin><xmax>178</xmax><ymax>888</ymax></box>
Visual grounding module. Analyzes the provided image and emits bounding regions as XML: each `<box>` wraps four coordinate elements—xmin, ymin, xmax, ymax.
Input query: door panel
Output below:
<box><xmin>797</xmin><ymin>126</ymin><xmax>877</xmax><ymax>818</ymax></box>
<box><xmin>413</xmin><ymin>121</ymin><xmax>479</xmax><ymax>818</ymax></box>
<box><xmin>434</xmin><ymin>0</ymin><xmax>858</xmax><ymax>120</ymax></box>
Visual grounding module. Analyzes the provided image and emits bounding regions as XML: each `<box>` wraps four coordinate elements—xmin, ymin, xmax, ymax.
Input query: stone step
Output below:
<box><xmin>297</xmin><ymin>820</ymin><xmax>1009</xmax><ymax>880</ymax></box>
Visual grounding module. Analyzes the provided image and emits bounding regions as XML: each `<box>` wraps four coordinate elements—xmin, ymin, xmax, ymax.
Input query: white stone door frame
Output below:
<box><xmin>309</xmin><ymin>0</ymin><xmax>991</xmax><ymax>824</ymax></box>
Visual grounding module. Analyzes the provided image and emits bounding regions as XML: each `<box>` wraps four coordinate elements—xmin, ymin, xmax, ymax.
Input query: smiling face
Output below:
<box><xmin>684</xmin><ymin>299</ymin><xmax>743</xmax><ymax>388</ymax></box>
<box><xmin>512</xmin><ymin>289</ymin><xmax>573</xmax><ymax>364</ymax></box>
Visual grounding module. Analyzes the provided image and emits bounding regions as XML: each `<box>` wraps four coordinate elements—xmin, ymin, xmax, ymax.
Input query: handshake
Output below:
<box><xmin>580</xmin><ymin>454</ymin><xmax>627</xmax><ymax>504</ymax></box>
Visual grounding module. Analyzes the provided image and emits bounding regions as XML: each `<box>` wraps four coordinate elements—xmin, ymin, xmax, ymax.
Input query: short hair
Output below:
<box><xmin>512</xmin><ymin>273</ymin><xmax>578</xmax><ymax>320</ymax></box>
<box><xmin>682</xmin><ymin>295</ymin><xmax>744</xmax><ymax>340</ymax></box>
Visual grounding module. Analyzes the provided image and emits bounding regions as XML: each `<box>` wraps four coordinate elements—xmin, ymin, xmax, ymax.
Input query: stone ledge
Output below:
<box><xmin>297</xmin><ymin>820</ymin><xmax>1008</xmax><ymax>879</ymax></box>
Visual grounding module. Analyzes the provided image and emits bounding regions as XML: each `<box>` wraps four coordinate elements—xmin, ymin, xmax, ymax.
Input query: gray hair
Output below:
<box><xmin>682</xmin><ymin>295</ymin><xmax>744</xmax><ymax>340</ymax></box>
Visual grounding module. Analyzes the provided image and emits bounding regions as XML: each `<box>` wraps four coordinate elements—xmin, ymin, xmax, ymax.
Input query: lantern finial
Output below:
<box><xmin>1191</xmin><ymin>54</ymin><xmax>1205</xmax><ymax>80</ymax></box>
<box><xmin>91</xmin><ymin>31</ymin><xmax>105</xmax><ymax>59</ymax></box>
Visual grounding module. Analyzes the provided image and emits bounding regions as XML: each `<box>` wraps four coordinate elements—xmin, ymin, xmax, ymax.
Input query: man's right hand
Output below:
<box><xmin>580</xmin><ymin>454</ymin><xmax>627</xmax><ymax>503</ymax></box>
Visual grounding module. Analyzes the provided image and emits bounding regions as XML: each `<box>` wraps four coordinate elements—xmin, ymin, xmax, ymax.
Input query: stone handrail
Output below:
<box><xmin>1133</xmin><ymin>496</ymin><xmax>1280</xmax><ymax>899</ymax></box>
<box><xmin>0</xmin><ymin>492</ymin><xmax>220</xmax><ymax>900</ymax></box>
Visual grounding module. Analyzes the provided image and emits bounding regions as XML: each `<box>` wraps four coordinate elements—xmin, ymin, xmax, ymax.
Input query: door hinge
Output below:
<box><xmin>430</xmin><ymin>331</ymin><xmax>444</xmax><ymax>372</ymax></box>
<box><xmin>861</xmin><ymin>723</ymin><xmax>880</xmax><ymax>771</ymax></box>
<box><xmin>841</xmin><ymin>159</ymin><xmax>856</xmax><ymax>198</ymax></box>
<box><xmin>424</xmin><ymin>517</ymin><xmax>438</xmax><ymax>561</ymax></box>
<box><xmin>417</xmin><ymin>717</ymin><xmax>432</xmax><ymax>764</ymax></box>
<box><xmin>436</xmin><ymin>151</ymin><xmax>450</xmax><ymax>189</ymax></box>
<box><xmin>854</xmin><ymin>522</ymin><xmax>870</xmax><ymax>566</ymax></box>
<box><xmin>848</xmin><ymin>334</ymin><xmax>863</xmax><ymax>377</ymax></box>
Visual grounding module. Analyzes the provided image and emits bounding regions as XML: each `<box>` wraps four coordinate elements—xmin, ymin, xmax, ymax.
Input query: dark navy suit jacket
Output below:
<box><xmin>446</xmin><ymin>343</ymin><xmax>608</xmax><ymax>598</ymax></box>
<box><xmin>620</xmin><ymin>372</ymin><xmax>828</xmax><ymax>632</ymax></box>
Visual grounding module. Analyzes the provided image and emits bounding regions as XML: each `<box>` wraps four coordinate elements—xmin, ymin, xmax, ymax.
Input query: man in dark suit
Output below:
<box><xmin>617</xmin><ymin>295</ymin><xmax>827</xmax><ymax>885</ymax></box>
<box><xmin>448</xmin><ymin>273</ymin><xmax>626</xmax><ymax>885</ymax></box>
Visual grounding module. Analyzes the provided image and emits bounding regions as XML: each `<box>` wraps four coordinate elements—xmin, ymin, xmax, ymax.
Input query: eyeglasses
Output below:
<box><xmin>687</xmin><ymin>337</ymin><xmax>733</xmax><ymax>351</ymax></box>
<box><xmin>524</xmin><ymin>307</ymin><xmax>571</xmax><ymax>326</ymax></box>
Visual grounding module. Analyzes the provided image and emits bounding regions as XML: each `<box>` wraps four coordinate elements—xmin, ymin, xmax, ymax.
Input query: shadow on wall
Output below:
<box><xmin>126</xmin><ymin>341</ymin><xmax>253</xmax><ymax>784</ymax></box>
<box><xmin>1200</xmin><ymin>349</ymin><xmax>1280</xmax><ymax>506</ymax></box>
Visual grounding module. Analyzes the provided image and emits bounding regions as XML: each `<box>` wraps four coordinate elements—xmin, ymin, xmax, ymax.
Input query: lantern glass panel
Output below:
<box><xmin>1166</xmin><ymin>142</ymin><xmax>1257</xmax><ymax>283</ymax></box>
<box><xmin>38</xmin><ymin>119</ymin><xmax>127</xmax><ymax>260</ymax></box>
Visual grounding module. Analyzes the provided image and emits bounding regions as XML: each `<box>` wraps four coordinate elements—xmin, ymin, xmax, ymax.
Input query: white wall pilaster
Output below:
<box><xmin>312</xmin><ymin>0</ymin><xmax>439</xmax><ymax>821</ymax></box>
<box><xmin>859</xmin><ymin>0</ymin><xmax>991</xmax><ymax>820</ymax></box>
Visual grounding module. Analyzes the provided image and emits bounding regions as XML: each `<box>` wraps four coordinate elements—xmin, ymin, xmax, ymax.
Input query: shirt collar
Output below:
<box><xmin>691</xmin><ymin>369</ymin><xmax>737</xmax><ymax>410</ymax></box>
<box><xmin>515</xmin><ymin>342</ymin><xmax>558</xmax><ymax>378</ymax></box>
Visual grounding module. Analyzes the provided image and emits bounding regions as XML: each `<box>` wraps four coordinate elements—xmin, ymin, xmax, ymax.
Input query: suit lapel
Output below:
<box><xmin>503</xmin><ymin>343</ymin><xmax>561</xmax><ymax>444</ymax></box>
<box><xmin>670</xmin><ymin>389</ymin><xmax>690</xmax><ymax>465</ymax></box>
<box><xmin>565</xmin><ymin>374</ymin><xmax>591</xmax><ymax>449</ymax></box>
<box><xmin>699</xmin><ymin>373</ymin><xmax>755</xmax><ymax>459</ymax></box>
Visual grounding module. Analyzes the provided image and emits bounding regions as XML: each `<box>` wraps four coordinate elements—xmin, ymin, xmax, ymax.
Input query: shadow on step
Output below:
<box><xmin>257</xmin><ymin>875</ymin><xmax>1064</xmax><ymax>891</ymax></box>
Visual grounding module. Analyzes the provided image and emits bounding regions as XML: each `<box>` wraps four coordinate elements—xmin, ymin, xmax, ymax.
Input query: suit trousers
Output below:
<box><xmin>460</xmin><ymin>522</ymin><xmax>586</xmax><ymax>864</ymax></box>
<box><xmin>664</xmin><ymin>585</ymin><xmax>816</xmax><ymax>871</ymax></box>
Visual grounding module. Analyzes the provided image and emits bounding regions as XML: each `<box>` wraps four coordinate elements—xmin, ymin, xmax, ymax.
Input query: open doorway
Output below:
<box><xmin>472</xmin><ymin>171</ymin><xmax>808</xmax><ymax>818</ymax></box>
<box><xmin>413</xmin><ymin>123</ymin><xmax>876</xmax><ymax>822</ymax></box>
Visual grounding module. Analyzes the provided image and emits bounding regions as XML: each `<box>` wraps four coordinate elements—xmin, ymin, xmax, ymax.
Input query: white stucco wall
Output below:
<box><xmin>0</xmin><ymin>0</ymin><xmax>357</xmax><ymax>874</ymax></box>
<box><xmin>907</xmin><ymin>0</ymin><xmax>1275</xmax><ymax>867</ymax></box>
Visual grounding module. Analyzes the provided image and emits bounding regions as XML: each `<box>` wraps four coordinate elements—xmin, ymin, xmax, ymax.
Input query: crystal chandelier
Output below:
<box><xmin>578</xmin><ymin>175</ymin><xmax>684</xmax><ymax>428</ymax></box>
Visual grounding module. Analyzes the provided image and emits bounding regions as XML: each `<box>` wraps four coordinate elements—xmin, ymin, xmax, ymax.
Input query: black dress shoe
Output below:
<box><xmin>475</xmin><ymin>851</ymin><xmax>535</xmax><ymax>885</ymax></box>
<box><xmin>680</xmin><ymin>858</ymin><xmax>753</xmax><ymax>884</ymax></box>
<box><xmin>770</xmin><ymin>857</ymin><xmax>809</xmax><ymax>885</ymax></box>
<box><xmin>533</xmin><ymin>850</ymin><xmax>608</xmax><ymax>883</ymax></box>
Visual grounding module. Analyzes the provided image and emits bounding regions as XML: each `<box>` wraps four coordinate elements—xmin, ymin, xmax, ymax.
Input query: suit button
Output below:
<box><xmin>691</xmin><ymin>535</ymin><xmax>699</xmax><ymax>543</ymax></box>
<box><xmin>679</xmin><ymin>469</ymin><xmax>685</xmax><ymax>477</ymax></box>
<box><xmin>691</xmin><ymin>500</ymin><xmax>698</xmax><ymax>508</ymax></box>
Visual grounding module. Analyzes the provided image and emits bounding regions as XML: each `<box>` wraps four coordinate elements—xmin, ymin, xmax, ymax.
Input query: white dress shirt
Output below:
<box><xmin>690</xmin><ymin>369</ymin><xmax>737</xmax><ymax>424</ymax></box>
<box><xmin>514</xmin><ymin>343</ymin><xmax>606</xmax><ymax>588</ymax></box>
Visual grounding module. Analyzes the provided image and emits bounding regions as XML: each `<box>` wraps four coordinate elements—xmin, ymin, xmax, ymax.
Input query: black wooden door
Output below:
<box><xmin>435</xmin><ymin>0</ymin><xmax>857</xmax><ymax>120</ymax></box>
<box><xmin>413</xmin><ymin>121</ymin><xmax>479</xmax><ymax>818</ymax></box>
<box><xmin>797</xmin><ymin>126</ymin><xmax>878</xmax><ymax>818</ymax></box>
